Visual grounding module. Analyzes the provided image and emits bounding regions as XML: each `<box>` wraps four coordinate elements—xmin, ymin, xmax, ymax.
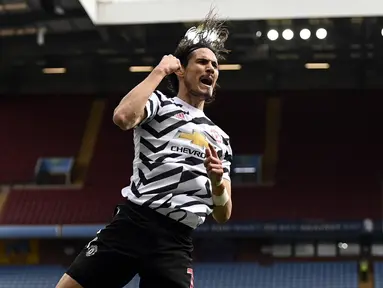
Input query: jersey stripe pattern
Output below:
<box><xmin>121</xmin><ymin>90</ymin><xmax>233</xmax><ymax>229</ymax></box>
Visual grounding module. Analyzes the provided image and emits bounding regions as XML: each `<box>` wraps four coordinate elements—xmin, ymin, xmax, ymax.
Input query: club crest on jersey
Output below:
<box><xmin>209</xmin><ymin>129</ymin><xmax>222</xmax><ymax>144</ymax></box>
<box><xmin>175</xmin><ymin>112</ymin><xmax>186</xmax><ymax>119</ymax></box>
<box><xmin>86</xmin><ymin>244</ymin><xmax>98</xmax><ymax>257</ymax></box>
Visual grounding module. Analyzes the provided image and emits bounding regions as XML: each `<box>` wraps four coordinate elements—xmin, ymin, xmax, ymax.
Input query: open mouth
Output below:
<box><xmin>200</xmin><ymin>76</ymin><xmax>213</xmax><ymax>87</ymax></box>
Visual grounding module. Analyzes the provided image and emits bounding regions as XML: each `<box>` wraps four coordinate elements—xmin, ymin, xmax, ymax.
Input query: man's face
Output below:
<box><xmin>182</xmin><ymin>48</ymin><xmax>219</xmax><ymax>99</ymax></box>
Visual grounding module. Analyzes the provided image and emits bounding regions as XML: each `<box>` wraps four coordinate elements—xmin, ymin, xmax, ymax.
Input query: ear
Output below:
<box><xmin>174</xmin><ymin>65</ymin><xmax>185</xmax><ymax>78</ymax></box>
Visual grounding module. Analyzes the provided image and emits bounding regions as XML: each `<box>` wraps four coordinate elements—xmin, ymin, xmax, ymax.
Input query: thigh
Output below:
<box><xmin>56</xmin><ymin>273</ymin><xmax>83</xmax><ymax>288</ymax></box>
<box><xmin>64</xmin><ymin>238</ymin><xmax>138</xmax><ymax>288</ymax></box>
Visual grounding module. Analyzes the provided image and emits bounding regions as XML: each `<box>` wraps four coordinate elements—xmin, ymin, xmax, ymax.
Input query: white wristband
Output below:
<box><xmin>212</xmin><ymin>187</ymin><xmax>230</xmax><ymax>206</ymax></box>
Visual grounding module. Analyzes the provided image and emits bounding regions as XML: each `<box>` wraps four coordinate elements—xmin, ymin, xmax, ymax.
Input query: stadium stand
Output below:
<box><xmin>374</xmin><ymin>261</ymin><xmax>383</xmax><ymax>288</ymax></box>
<box><xmin>0</xmin><ymin>188</ymin><xmax>110</xmax><ymax>224</ymax></box>
<box><xmin>0</xmin><ymin>265</ymin><xmax>65</xmax><ymax>288</ymax></box>
<box><xmin>257</xmin><ymin>92</ymin><xmax>382</xmax><ymax>221</ymax></box>
<box><xmin>2</xmin><ymin>92</ymin><xmax>383</xmax><ymax>224</ymax></box>
<box><xmin>0</xmin><ymin>262</ymin><xmax>359</xmax><ymax>288</ymax></box>
<box><xmin>0</xmin><ymin>95</ymin><xmax>92</xmax><ymax>184</ymax></box>
<box><xmin>0</xmin><ymin>95</ymin><xmax>133</xmax><ymax>225</ymax></box>
<box><xmin>192</xmin><ymin>262</ymin><xmax>359</xmax><ymax>288</ymax></box>
<box><xmin>0</xmin><ymin>92</ymin><xmax>267</xmax><ymax>225</ymax></box>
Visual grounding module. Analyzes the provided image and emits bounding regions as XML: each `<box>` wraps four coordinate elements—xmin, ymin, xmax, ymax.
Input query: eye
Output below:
<box><xmin>198</xmin><ymin>59</ymin><xmax>218</xmax><ymax>69</ymax></box>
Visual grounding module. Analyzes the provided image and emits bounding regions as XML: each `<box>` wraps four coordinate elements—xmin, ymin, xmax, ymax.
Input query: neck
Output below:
<box><xmin>177</xmin><ymin>89</ymin><xmax>205</xmax><ymax>110</ymax></box>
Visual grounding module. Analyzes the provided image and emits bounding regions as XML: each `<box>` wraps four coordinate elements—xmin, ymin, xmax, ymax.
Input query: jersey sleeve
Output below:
<box><xmin>138</xmin><ymin>90</ymin><xmax>164</xmax><ymax>126</ymax></box>
<box><xmin>222</xmin><ymin>139</ymin><xmax>233</xmax><ymax>182</ymax></box>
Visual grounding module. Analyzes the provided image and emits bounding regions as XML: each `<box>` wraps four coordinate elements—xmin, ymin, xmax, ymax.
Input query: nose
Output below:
<box><xmin>206</xmin><ymin>62</ymin><xmax>215</xmax><ymax>74</ymax></box>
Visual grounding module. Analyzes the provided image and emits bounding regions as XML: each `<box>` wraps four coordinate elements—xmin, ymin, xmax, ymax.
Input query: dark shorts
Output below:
<box><xmin>66</xmin><ymin>200</ymin><xmax>194</xmax><ymax>288</ymax></box>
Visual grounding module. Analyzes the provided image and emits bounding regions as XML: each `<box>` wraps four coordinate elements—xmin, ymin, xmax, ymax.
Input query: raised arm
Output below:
<box><xmin>113</xmin><ymin>55</ymin><xmax>181</xmax><ymax>131</ymax></box>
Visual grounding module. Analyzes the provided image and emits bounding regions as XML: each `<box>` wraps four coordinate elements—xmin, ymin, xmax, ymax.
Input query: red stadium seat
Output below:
<box><xmin>1</xmin><ymin>91</ymin><xmax>383</xmax><ymax>224</ymax></box>
<box><xmin>0</xmin><ymin>95</ymin><xmax>92</xmax><ymax>184</ymax></box>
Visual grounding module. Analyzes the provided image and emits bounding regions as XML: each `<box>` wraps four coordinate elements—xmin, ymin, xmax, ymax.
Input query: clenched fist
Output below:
<box><xmin>154</xmin><ymin>54</ymin><xmax>182</xmax><ymax>76</ymax></box>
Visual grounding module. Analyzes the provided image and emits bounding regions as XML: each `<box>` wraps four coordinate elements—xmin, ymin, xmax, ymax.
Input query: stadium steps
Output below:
<box><xmin>262</xmin><ymin>96</ymin><xmax>282</xmax><ymax>185</ymax></box>
<box><xmin>73</xmin><ymin>99</ymin><xmax>106</xmax><ymax>184</ymax></box>
<box><xmin>359</xmin><ymin>271</ymin><xmax>373</xmax><ymax>288</ymax></box>
<box><xmin>0</xmin><ymin>186</ymin><xmax>10</xmax><ymax>220</ymax></box>
<box><xmin>374</xmin><ymin>262</ymin><xmax>383</xmax><ymax>288</ymax></box>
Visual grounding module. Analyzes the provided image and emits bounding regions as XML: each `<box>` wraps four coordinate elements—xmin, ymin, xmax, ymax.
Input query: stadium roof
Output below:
<box><xmin>1</xmin><ymin>0</ymin><xmax>383</xmax><ymax>94</ymax></box>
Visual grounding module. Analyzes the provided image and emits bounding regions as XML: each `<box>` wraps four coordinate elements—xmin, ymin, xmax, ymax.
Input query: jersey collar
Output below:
<box><xmin>173</xmin><ymin>97</ymin><xmax>205</xmax><ymax>117</ymax></box>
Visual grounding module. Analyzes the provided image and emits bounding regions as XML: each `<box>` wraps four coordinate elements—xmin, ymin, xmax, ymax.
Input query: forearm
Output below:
<box><xmin>113</xmin><ymin>68</ymin><xmax>166</xmax><ymax>130</ymax></box>
<box><xmin>212</xmin><ymin>181</ymin><xmax>232</xmax><ymax>223</ymax></box>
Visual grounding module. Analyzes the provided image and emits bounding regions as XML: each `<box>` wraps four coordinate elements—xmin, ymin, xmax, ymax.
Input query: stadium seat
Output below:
<box><xmin>0</xmin><ymin>262</ymin><xmax>358</xmax><ymax>288</ymax></box>
<box><xmin>374</xmin><ymin>261</ymin><xmax>383</xmax><ymax>288</ymax></box>
<box><xmin>0</xmin><ymin>265</ymin><xmax>65</xmax><ymax>288</ymax></box>
<box><xmin>2</xmin><ymin>92</ymin><xmax>382</xmax><ymax>225</ymax></box>
<box><xmin>0</xmin><ymin>95</ymin><xmax>92</xmax><ymax>184</ymax></box>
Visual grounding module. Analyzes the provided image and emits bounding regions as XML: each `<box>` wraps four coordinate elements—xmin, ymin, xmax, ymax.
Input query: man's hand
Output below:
<box><xmin>204</xmin><ymin>143</ymin><xmax>223</xmax><ymax>188</ymax></box>
<box><xmin>204</xmin><ymin>143</ymin><xmax>232</xmax><ymax>223</ymax></box>
<box><xmin>154</xmin><ymin>54</ymin><xmax>182</xmax><ymax>76</ymax></box>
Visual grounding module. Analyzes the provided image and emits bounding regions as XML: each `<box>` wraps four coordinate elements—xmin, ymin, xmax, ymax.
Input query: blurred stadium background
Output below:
<box><xmin>1</xmin><ymin>0</ymin><xmax>383</xmax><ymax>287</ymax></box>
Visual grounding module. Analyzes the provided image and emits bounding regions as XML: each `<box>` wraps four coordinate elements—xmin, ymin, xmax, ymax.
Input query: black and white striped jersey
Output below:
<box><xmin>121</xmin><ymin>90</ymin><xmax>233</xmax><ymax>229</ymax></box>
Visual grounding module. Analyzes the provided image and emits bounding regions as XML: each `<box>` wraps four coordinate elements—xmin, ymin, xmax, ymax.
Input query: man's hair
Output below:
<box><xmin>168</xmin><ymin>9</ymin><xmax>230</xmax><ymax>102</ymax></box>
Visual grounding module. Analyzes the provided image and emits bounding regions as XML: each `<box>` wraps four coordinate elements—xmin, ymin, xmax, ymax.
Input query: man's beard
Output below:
<box><xmin>185</xmin><ymin>79</ymin><xmax>214</xmax><ymax>102</ymax></box>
